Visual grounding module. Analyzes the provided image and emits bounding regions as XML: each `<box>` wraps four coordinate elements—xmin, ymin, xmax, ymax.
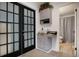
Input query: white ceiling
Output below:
<box><xmin>24</xmin><ymin>2</ymin><xmax>79</xmax><ymax>16</ymax></box>
<box><xmin>59</xmin><ymin>2</ymin><xmax>79</xmax><ymax>16</ymax></box>
<box><xmin>46</xmin><ymin>2</ymin><xmax>79</xmax><ymax>16</ymax></box>
<box><xmin>59</xmin><ymin>5</ymin><xmax>74</xmax><ymax>16</ymax></box>
<box><xmin>50</xmin><ymin>2</ymin><xmax>72</xmax><ymax>7</ymax></box>
<box><xmin>37</xmin><ymin>2</ymin><xmax>74</xmax><ymax>16</ymax></box>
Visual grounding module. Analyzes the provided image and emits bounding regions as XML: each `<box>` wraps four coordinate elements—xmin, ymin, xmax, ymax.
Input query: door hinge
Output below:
<box><xmin>75</xmin><ymin>9</ymin><xmax>77</xmax><ymax>12</ymax></box>
<box><xmin>75</xmin><ymin>48</ymin><xmax>77</xmax><ymax>50</ymax></box>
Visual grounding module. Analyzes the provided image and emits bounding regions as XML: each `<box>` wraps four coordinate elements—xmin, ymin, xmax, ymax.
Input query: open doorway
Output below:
<box><xmin>59</xmin><ymin>5</ymin><xmax>76</xmax><ymax>57</ymax></box>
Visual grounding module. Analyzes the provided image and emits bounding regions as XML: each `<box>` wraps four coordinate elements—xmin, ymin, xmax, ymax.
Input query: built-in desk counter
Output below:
<box><xmin>37</xmin><ymin>31</ymin><xmax>57</xmax><ymax>52</ymax></box>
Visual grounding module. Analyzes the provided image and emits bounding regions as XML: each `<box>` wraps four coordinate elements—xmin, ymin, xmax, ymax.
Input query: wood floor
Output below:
<box><xmin>19</xmin><ymin>48</ymin><xmax>74</xmax><ymax>57</ymax></box>
<box><xmin>59</xmin><ymin>43</ymin><xmax>74</xmax><ymax>57</ymax></box>
<box><xmin>20</xmin><ymin>49</ymin><xmax>54</xmax><ymax>57</ymax></box>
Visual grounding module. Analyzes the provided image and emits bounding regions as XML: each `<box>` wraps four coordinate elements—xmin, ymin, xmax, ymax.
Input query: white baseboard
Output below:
<box><xmin>47</xmin><ymin>48</ymin><xmax>53</xmax><ymax>53</ymax></box>
<box><xmin>36</xmin><ymin>47</ymin><xmax>53</xmax><ymax>53</ymax></box>
<box><xmin>36</xmin><ymin>48</ymin><xmax>48</xmax><ymax>53</ymax></box>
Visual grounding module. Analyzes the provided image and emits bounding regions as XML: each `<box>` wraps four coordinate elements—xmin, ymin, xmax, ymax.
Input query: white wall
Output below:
<box><xmin>51</xmin><ymin>7</ymin><xmax>60</xmax><ymax>51</ymax></box>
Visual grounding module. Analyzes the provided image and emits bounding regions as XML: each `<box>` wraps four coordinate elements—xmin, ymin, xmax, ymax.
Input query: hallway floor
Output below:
<box><xmin>19</xmin><ymin>49</ymin><xmax>74</xmax><ymax>57</ymax></box>
<box><xmin>59</xmin><ymin>43</ymin><xmax>75</xmax><ymax>57</ymax></box>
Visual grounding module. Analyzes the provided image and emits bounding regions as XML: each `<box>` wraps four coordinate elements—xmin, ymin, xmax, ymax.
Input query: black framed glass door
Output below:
<box><xmin>0</xmin><ymin>2</ymin><xmax>35</xmax><ymax>57</ymax></box>
<box><xmin>0</xmin><ymin>2</ymin><xmax>20</xmax><ymax>57</ymax></box>
<box><xmin>22</xmin><ymin>7</ymin><xmax>35</xmax><ymax>53</ymax></box>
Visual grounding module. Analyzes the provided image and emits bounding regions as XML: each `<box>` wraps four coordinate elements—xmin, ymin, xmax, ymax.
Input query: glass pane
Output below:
<box><xmin>0</xmin><ymin>23</ymin><xmax>6</xmax><ymax>33</ymax></box>
<box><xmin>8</xmin><ymin>34</ymin><xmax>13</xmax><ymax>43</ymax></box>
<box><xmin>24</xmin><ymin>41</ymin><xmax>27</xmax><ymax>48</ymax></box>
<box><xmin>0</xmin><ymin>34</ymin><xmax>6</xmax><ymax>44</ymax></box>
<box><xmin>14</xmin><ymin>42</ymin><xmax>19</xmax><ymax>51</ymax></box>
<box><xmin>14</xmin><ymin>24</ymin><xmax>19</xmax><ymax>32</ymax></box>
<box><xmin>32</xmin><ymin>39</ymin><xmax>34</xmax><ymax>45</ymax></box>
<box><xmin>14</xmin><ymin>33</ymin><xmax>19</xmax><ymax>41</ymax></box>
<box><xmin>32</xmin><ymin>32</ymin><xmax>34</xmax><ymax>38</ymax></box>
<box><xmin>28</xmin><ymin>32</ymin><xmax>31</xmax><ymax>39</ymax></box>
<box><xmin>24</xmin><ymin>33</ymin><xmax>27</xmax><ymax>39</ymax></box>
<box><xmin>14</xmin><ymin>5</ymin><xmax>19</xmax><ymax>14</ymax></box>
<box><xmin>8</xmin><ymin>23</ymin><xmax>13</xmax><ymax>32</ymax></box>
<box><xmin>28</xmin><ymin>10</ymin><xmax>30</xmax><ymax>16</ymax></box>
<box><xmin>8</xmin><ymin>13</ymin><xmax>13</xmax><ymax>22</ymax></box>
<box><xmin>8</xmin><ymin>44</ymin><xmax>13</xmax><ymax>53</ymax></box>
<box><xmin>30</xmin><ymin>18</ymin><xmax>32</xmax><ymax>24</ymax></box>
<box><xmin>28</xmin><ymin>18</ymin><xmax>31</xmax><ymax>24</ymax></box>
<box><xmin>8</xmin><ymin>3</ymin><xmax>13</xmax><ymax>12</ymax></box>
<box><xmin>24</xmin><ymin>9</ymin><xmax>27</xmax><ymax>16</ymax></box>
<box><xmin>28</xmin><ymin>40</ymin><xmax>31</xmax><ymax>46</ymax></box>
<box><xmin>0</xmin><ymin>2</ymin><xmax>6</xmax><ymax>10</ymax></box>
<box><xmin>14</xmin><ymin>14</ymin><xmax>19</xmax><ymax>23</ymax></box>
<box><xmin>28</xmin><ymin>25</ymin><xmax>31</xmax><ymax>31</ymax></box>
<box><xmin>32</xmin><ymin>18</ymin><xmax>34</xmax><ymax>24</ymax></box>
<box><xmin>0</xmin><ymin>11</ymin><xmax>6</xmax><ymax>22</ymax></box>
<box><xmin>24</xmin><ymin>17</ymin><xmax>27</xmax><ymax>24</ymax></box>
<box><xmin>0</xmin><ymin>45</ymin><xmax>6</xmax><ymax>56</ymax></box>
<box><xmin>24</xmin><ymin>25</ymin><xmax>27</xmax><ymax>31</ymax></box>
<box><xmin>31</xmin><ymin>11</ymin><xmax>34</xmax><ymax>17</ymax></box>
<box><xmin>32</xmin><ymin>25</ymin><xmax>34</xmax><ymax>31</ymax></box>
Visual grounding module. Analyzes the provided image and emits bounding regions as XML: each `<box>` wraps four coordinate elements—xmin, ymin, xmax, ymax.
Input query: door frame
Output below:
<box><xmin>59</xmin><ymin>9</ymin><xmax>76</xmax><ymax>56</ymax></box>
<box><xmin>74</xmin><ymin>9</ymin><xmax>77</xmax><ymax>57</ymax></box>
